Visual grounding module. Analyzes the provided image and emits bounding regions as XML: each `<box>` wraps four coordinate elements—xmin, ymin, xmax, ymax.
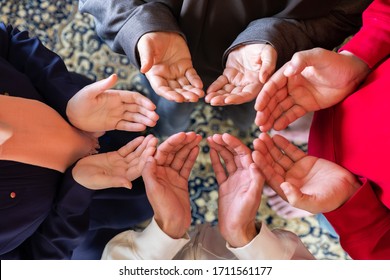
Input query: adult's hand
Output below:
<box><xmin>208</xmin><ymin>133</ymin><xmax>264</xmax><ymax>247</ymax></box>
<box><xmin>206</xmin><ymin>44</ymin><xmax>276</xmax><ymax>106</ymax></box>
<box><xmin>255</xmin><ymin>48</ymin><xmax>370</xmax><ymax>132</ymax></box>
<box><xmin>252</xmin><ymin>133</ymin><xmax>361</xmax><ymax>213</ymax></box>
<box><xmin>138</xmin><ymin>32</ymin><xmax>204</xmax><ymax>103</ymax></box>
<box><xmin>142</xmin><ymin>132</ymin><xmax>202</xmax><ymax>239</ymax></box>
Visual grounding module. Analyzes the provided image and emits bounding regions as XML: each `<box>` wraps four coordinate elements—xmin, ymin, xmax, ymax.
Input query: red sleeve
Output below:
<box><xmin>324</xmin><ymin>178</ymin><xmax>390</xmax><ymax>259</ymax></box>
<box><xmin>340</xmin><ymin>0</ymin><xmax>390</xmax><ymax>68</ymax></box>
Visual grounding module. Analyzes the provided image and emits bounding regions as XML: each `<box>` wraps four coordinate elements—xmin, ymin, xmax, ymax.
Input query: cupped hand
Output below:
<box><xmin>138</xmin><ymin>32</ymin><xmax>204</xmax><ymax>103</ymax></box>
<box><xmin>208</xmin><ymin>133</ymin><xmax>264</xmax><ymax>247</ymax></box>
<box><xmin>142</xmin><ymin>132</ymin><xmax>202</xmax><ymax>238</ymax></box>
<box><xmin>73</xmin><ymin>135</ymin><xmax>157</xmax><ymax>190</ymax></box>
<box><xmin>255</xmin><ymin>48</ymin><xmax>370</xmax><ymax>132</ymax></box>
<box><xmin>206</xmin><ymin>44</ymin><xmax>276</xmax><ymax>106</ymax></box>
<box><xmin>252</xmin><ymin>132</ymin><xmax>361</xmax><ymax>213</ymax></box>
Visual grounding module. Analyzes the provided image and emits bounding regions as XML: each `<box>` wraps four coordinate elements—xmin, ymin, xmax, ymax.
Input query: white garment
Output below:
<box><xmin>101</xmin><ymin>218</ymin><xmax>315</xmax><ymax>260</ymax></box>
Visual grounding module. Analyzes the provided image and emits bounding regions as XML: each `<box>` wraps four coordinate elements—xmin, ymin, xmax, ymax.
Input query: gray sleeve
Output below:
<box><xmin>224</xmin><ymin>0</ymin><xmax>373</xmax><ymax>69</ymax></box>
<box><xmin>79</xmin><ymin>0</ymin><xmax>184</xmax><ymax>68</ymax></box>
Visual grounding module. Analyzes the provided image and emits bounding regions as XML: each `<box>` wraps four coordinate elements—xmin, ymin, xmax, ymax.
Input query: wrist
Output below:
<box><xmin>154</xmin><ymin>216</ymin><xmax>189</xmax><ymax>239</ymax></box>
<box><xmin>339</xmin><ymin>50</ymin><xmax>370</xmax><ymax>79</ymax></box>
<box><xmin>225</xmin><ymin>222</ymin><xmax>259</xmax><ymax>248</ymax></box>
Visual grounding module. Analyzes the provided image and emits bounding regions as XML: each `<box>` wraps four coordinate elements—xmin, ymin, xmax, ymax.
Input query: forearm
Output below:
<box><xmin>79</xmin><ymin>0</ymin><xmax>183</xmax><ymax>68</ymax></box>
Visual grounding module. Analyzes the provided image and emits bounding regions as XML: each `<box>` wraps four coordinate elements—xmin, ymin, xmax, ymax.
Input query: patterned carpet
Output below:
<box><xmin>1</xmin><ymin>0</ymin><xmax>349</xmax><ymax>259</ymax></box>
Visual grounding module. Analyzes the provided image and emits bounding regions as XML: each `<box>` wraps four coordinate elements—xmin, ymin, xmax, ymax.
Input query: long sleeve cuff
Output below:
<box><xmin>325</xmin><ymin>178</ymin><xmax>390</xmax><ymax>248</ymax></box>
<box><xmin>102</xmin><ymin>218</ymin><xmax>190</xmax><ymax>260</ymax></box>
<box><xmin>227</xmin><ymin>223</ymin><xmax>314</xmax><ymax>260</ymax></box>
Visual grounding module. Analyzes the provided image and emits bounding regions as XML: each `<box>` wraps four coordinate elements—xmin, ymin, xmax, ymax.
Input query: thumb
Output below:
<box><xmin>138</xmin><ymin>38</ymin><xmax>154</xmax><ymax>74</ymax></box>
<box><xmin>259</xmin><ymin>46</ymin><xmax>276</xmax><ymax>84</ymax></box>
<box><xmin>249</xmin><ymin>163</ymin><xmax>265</xmax><ymax>195</ymax></box>
<box><xmin>142</xmin><ymin>156</ymin><xmax>157</xmax><ymax>190</ymax></box>
<box><xmin>284</xmin><ymin>48</ymin><xmax>324</xmax><ymax>77</ymax></box>
<box><xmin>280</xmin><ymin>181</ymin><xmax>314</xmax><ymax>213</ymax></box>
<box><xmin>83</xmin><ymin>74</ymin><xmax>118</xmax><ymax>98</ymax></box>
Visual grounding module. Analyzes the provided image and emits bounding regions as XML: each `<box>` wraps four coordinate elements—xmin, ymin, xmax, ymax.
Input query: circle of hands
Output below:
<box><xmin>64</xmin><ymin>46</ymin><xmax>366</xmax><ymax>248</ymax></box>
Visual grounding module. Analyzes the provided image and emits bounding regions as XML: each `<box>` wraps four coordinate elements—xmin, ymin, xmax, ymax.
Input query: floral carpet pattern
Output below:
<box><xmin>1</xmin><ymin>0</ymin><xmax>348</xmax><ymax>259</ymax></box>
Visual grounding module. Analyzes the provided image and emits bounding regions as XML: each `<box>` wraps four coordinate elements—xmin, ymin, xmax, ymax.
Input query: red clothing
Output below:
<box><xmin>309</xmin><ymin>0</ymin><xmax>390</xmax><ymax>259</ymax></box>
<box><xmin>340</xmin><ymin>0</ymin><xmax>390</xmax><ymax>67</ymax></box>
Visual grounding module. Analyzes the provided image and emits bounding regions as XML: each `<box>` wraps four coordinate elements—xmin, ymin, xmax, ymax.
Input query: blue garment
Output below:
<box><xmin>0</xmin><ymin>23</ymin><xmax>152</xmax><ymax>259</ymax></box>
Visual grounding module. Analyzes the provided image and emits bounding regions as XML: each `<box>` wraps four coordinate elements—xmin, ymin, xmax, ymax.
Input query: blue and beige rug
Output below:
<box><xmin>1</xmin><ymin>0</ymin><xmax>348</xmax><ymax>259</ymax></box>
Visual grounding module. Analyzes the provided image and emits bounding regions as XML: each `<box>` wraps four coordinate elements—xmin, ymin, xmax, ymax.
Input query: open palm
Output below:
<box><xmin>255</xmin><ymin>48</ymin><xmax>370</xmax><ymax>132</ymax></box>
<box><xmin>142</xmin><ymin>132</ymin><xmax>201</xmax><ymax>238</ymax></box>
<box><xmin>208</xmin><ymin>133</ymin><xmax>263</xmax><ymax>247</ymax></box>
<box><xmin>253</xmin><ymin>133</ymin><xmax>360</xmax><ymax>213</ymax></box>
<box><xmin>67</xmin><ymin>74</ymin><xmax>159</xmax><ymax>133</ymax></box>
<box><xmin>206</xmin><ymin>44</ymin><xmax>276</xmax><ymax>106</ymax></box>
<box><xmin>138</xmin><ymin>32</ymin><xmax>204</xmax><ymax>103</ymax></box>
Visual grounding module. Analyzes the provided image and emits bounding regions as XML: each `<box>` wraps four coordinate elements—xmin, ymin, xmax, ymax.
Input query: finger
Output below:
<box><xmin>273</xmin><ymin>105</ymin><xmax>306</xmax><ymax>131</ymax></box>
<box><xmin>259</xmin><ymin>45</ymin><xmax>277</xmax><ymax>83</ymax></box>
<box><xmin>272</xmin><ymin>134</ymin><xmax>306</xmax><ymax>162</ymax></box>
<box><xmin>146</xmin><ymin>75</ymin><xmax>186</xmax><ymax>102</ymax></box>
<box><xmin>208</xmin><ymin>94</ymin><xmax>230</xmax><ymax>106</ymax></box>
<box><xmin>208</xmin><ymin>134</ymin><xmax>237</xmax><ymax>175</ymax></box>
<box><xmin>206</xmin><ymin>75</ymin><xmax>229</xmax><ymax>98</ymax></box>
<box><xmin>185</xmin><ymin>68</ymin><xmax>204</xmax><ymax>90</ymax></box>
<box><xmin>221</xmin><ymin>133</ymin><xmax>253</xmax><ymax>169</ymax></box>
<box><xmin>171</xmin><ymin>86</ymin><xmax>202</xmax><ymax>102</ymax></box>
<box><xmin>141</xmin><ymin>136</ymin><xmax>159</xmax><ymax>158</ymax></box>
<box><xmin>166</xmin><ymin>78</ymin><xmax>203</xmax><ymax>101</ymax></box>
<box><xmin>155</xmin><ymin>132</ymin><xmax>189</xmax><ymax>165</ymax></box>
<box><xmin>252</xmin><ymin>136</ymin><xmax>286</xmax><ymax>197</ymax></box>
<box><xmin>170</xmin><ymin>134</ymin><xmax>201</xmax><ymax>171</ymax></box>
<box><xmin>123</xmin><ymin>103</ymin><xmax>159</xmax><ymax>120</ymax></box>
<box><xmin>138</xmin><ymin>37</ymin><xmax>154</xmax><ymax>74</ymax></box>
<box><xmin>256</xmin><ymin>109</ymin><xmax>275</xmax><ymax>132</ymax></box>
<box><xmin>82</xmin><ymin>74</ymin><xmax>117</xmax><ymax>98</ymax></box>
<box><xmin>156</xmin><ymin>88</ymin><xmax>187</xmax><ymax>103</ymax></box>
<box><xmin>255</xmin><ymin>67</ymin><xmax>287</xmax><ymax>112</ymax></box>
<box><xmin>142</xmin><ymin>156</ymin><xmax>158</xmax><ymax>191</ymax></box>
<box><xmin>179</xmin><ymin>146</ymin><xmax>200</xmax><ymax>179</ymax></box>
<box><xmin>248</xmin><ymin>163</ymin><xmax>265</xmax><ymax>197</ymax></box>
<box><xmin>252</xmin><ymin>149</ymin><xmax>285</xmax><ymax>196</ymax></box>
<box><xmin>208</xmin><ymin>146</ymin><xmax>228</xmax><ymax>185</ymax></box>
<box><xmin>258</xmin><ymin>133</ymin><xmax>295</xmax><ymax>171</ymax></box>
<box><xmin>117</xmin><ymin>91</ymin><xmax>157</xmax><ymax>111</ymax></box>
<box><xmin>223</xmin><ymin>90</ymin><xmax>258</xmax><ymax>105</ymax></box>
<box><xmin>283</xmin><ymin>49</ymin><xmax>323</xmax><ymax>77</ymax></box>
<box><xmin>123</xmin><ymin>111</ymin><xmax>159</xmax><ymax>127</ymax></box>
<box><xmin>117</xmin><ymin>136</ymin><xmax>145</xmax><ymax>157</ymax></box>
<box><xmin>116</xmin><ymin>122</ymin><xmax>147</xmax><ymax>132</ymax></box>
<box><xmin>280</xmin><ymin>182</ymin><xmax>316</xmax><ymax>213</ymax></box>
<box><xmin>131</xmin><ymin>134</ymin><xmax>157</xmax><ymax>157</ymax></box>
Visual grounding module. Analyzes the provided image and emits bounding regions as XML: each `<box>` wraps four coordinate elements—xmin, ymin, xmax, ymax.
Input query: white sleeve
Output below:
<box><xmin>227</xmin><ymin>223</ymin><xmax>315</xmax><ymax>260</ymax></box>
<box><xmin>101</xmin><ymin>218</ymin><xmax>190</xmax><ymax>260</ymax></box>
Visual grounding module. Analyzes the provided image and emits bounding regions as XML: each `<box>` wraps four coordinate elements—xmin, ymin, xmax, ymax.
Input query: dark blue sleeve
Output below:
<box><xmin>0</xmin><ymin>23</ymin><xmax>87</xmax><ymax>119</ymax></box>
<box><xmin>18</xmin><ymin>165</ymin><xmax>94</xmax><ymax>259</ymax></box>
